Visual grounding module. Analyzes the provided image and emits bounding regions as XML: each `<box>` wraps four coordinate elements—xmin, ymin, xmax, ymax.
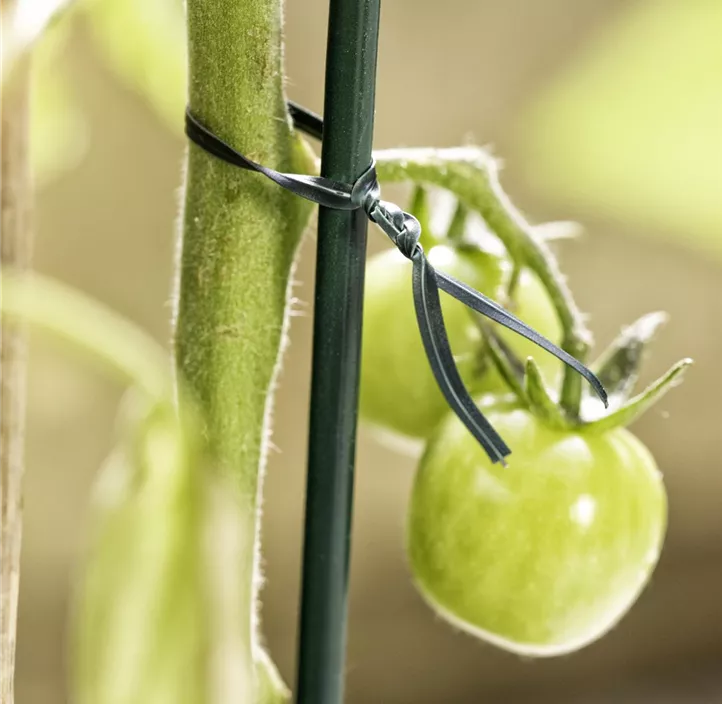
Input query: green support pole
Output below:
<box><xmin>295</xmin><ymin>1</ymin><xmax>381</xmax><ymax>702</ymax></box>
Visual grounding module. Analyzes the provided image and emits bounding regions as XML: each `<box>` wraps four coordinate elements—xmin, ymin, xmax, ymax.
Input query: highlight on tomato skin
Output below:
<box><xmin>406</xmin><ymin>400</ymin><xmax>667</xmax><ymax>656</ymax></box>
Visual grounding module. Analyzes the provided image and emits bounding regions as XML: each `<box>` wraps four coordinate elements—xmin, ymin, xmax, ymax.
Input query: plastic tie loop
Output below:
<box><xmin>184</xmin><ymin>104</ymin><xmax>608</xmax><ymax>463</ymax></box>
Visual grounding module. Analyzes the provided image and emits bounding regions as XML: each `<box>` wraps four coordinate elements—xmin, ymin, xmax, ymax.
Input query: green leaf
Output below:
<box><xmin>519</xmin><ymin>0</ymin><xmax>722</xmax><ymax>258</ymax></box>
<box><xmin>83</xmin><ymin>0</ymin><xmax>186</xmax><ymax>133</ymax></box>
<box><xmin>581</xmin><ymin>311</ymin><xmax>668</xmax><ymax>420</ymax></box>
<box><xmin>584</xmin><ymin>358</ymin><xmax>693</xmax><ymax>434</ymax></box>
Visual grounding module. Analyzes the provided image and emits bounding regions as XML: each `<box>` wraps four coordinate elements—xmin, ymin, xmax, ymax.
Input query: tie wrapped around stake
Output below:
<box><xmin>184</xmin><ymin>106</ymin><xmax>608</xmax><ymax>464</ymax></box>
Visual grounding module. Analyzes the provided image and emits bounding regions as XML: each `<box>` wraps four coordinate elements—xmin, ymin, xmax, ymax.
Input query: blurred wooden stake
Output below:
<box><xmin>0</xmin><ymin>50</ymin><xmax>32</xmax><ymax>704</ymax></box>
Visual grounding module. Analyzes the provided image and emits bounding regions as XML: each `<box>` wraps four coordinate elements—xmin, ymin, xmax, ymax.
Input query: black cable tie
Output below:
<box><xmin>184</xmin><ymin>104</ymin><xmax>608</xmax><ymax>464</ymax></box>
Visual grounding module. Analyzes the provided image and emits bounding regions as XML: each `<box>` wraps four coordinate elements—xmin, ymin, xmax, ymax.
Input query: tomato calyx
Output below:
<box><xmin>482</xmin><ymin>310</ymin><xmax>692</xmax><ymax>432</ymax></box>
<box><xmin>407</xmin><ymin>189</ymin><xmax>691</xmax><ymax>434</ymax></box>
<box><xmin>387</xmin><ymin>168</ymin><xmax>691</xmax><ymax>441</ymax></box>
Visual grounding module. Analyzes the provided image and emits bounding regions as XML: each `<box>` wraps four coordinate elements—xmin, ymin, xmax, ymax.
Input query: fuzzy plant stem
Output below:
<box><xmin>173</xmin><ymin>0</ymin><xmax>313</xmax><ymax>697</ymax></box>
<box><xmin>0</xmin><ymin>54</ymin><xmax>31</xmax><ymax>704</ymax></box>
<box><xmin>375</xmin><ymin>148</ymin><xmax>593</xmax><ymax>416</ymax></box>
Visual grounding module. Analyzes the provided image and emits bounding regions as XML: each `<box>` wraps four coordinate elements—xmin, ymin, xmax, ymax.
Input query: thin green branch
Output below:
<box><xmin>445</xmin><ymin>200</ymin><xmax>468</xmax><ymax>243</ymax></box>
<box><xmin>505</xmin><ymin>261</ymin><xmax>521</xmax><ymax>305</ymax></box>
<box><xmin>375</xmin><ymin>147</ymin><xmax>593</xmax><ymax>415</ymax></box>
<box><xmin>408</xmin><ymin>185</ymin><xmax>438</xmax><ymax>250</ymax></box>
<box><xmin>524</xmin><ymin>358</ymin><xmax>570</xmax><ymax>430</ymax></box>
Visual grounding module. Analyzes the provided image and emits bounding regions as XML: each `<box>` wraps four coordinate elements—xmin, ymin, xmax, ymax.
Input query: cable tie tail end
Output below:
<box><xmin>493</xmin><ymin>441</ymin><xmax>511</xmax><ymax>468</ymax></box>
<box><xmin>435</xmin><ymin>270</ymin><xmax>609</xmax><ymax>407</ymax></box>
<box><xmin>588</xmin><ymin>371</ymin><xmax>609</xmax><ymax>408</ymax></box>
<box><xmin>465</xmin><ymin>415</ymin><xmax>512</xmax><ymax>466</ymax></box>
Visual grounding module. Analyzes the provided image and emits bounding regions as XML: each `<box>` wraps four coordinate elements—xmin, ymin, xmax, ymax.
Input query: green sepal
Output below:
<box><xmin>582</xmin><ymin>311</ymin><xmax>668</xmax><ymax>419</ymax></box>
<box><xmin>481</xmin><ymin>324</ymin><xmax>528</xmax><ymax>404</ymax></box>
<box><xmin>524</xmin><ymin>357</ymin><xmax>572</xmax><ymax>430</ymax></box>
<box><xmin>583</xmin><ymin>358</ymin><xmax>692</xmax><ymax>434</ymax></box>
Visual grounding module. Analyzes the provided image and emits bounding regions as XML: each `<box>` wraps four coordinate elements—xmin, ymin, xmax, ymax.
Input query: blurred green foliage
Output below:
<box><xmin>83</xmin><ymin>0</ymin><xmax>185</xmax><ymax>132</ymax></box>
<box><xmin>32</xmin><ymin>25</ymin><xmax>87</xmax><ymax>183</ymax></box>
<box><xmin>31</xmin><ymin>0</ymin><xmax>185</xmax><ymax>181</ymax></box>
<box><xmin>519</xmin><ymin>0</ymin><xmax>722</xmax><ymax>258</ymax></box>
<box><xmin>32</xmin><ymin>0</ymin><xmax>722</xmax><ymax>262</ymax></box>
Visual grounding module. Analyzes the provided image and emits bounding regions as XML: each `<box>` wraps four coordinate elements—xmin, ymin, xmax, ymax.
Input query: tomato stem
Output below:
<box><xmin>409</xmin><ymin>185</ymin><xmax>439</xmax><ymax>250</ymax></box>
<box><xmin>506</xmin><ymin>262</ymin><xmax>521</xmax><ymax>305</ymax></box>
<box><xmin>446</xmin><ymin>200</ymin><xmax>468</xmax><ymax>243</ymax></box>
<box><xmin>174</xmin><ymin>0</ymin><xmax>314</xmax><ymax>699</ymax></box>
<box><xmin>375</xmin><ymin>147</ymin><xmax>593</xmax><ymax>417</ymax></box>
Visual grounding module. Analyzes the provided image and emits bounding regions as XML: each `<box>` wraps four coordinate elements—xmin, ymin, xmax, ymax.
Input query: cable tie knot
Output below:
<box><xmin>350</xmin><ymin>162</ymin><xmax>421</xmax><ymax>259</ymax></box>
<box><xmin>184</xmin><ymin>103</ymin><xmax>609</xmax><ymax>464</ymax></box>
<box><xmin>350</xmin><ymin>162</ymin><xmax>381</xmax><ymax>214</ymax></box>
<box><xmin>373</xmin><ymin>202</ymin><xmax>421</xmax><ymax>259</ymax></box>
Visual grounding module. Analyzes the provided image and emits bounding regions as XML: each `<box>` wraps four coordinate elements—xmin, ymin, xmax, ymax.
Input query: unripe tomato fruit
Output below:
<box><xmin>504</xmin><ymin>271</ymin><xmax>561</xmax><ymax>365</ymax></box>
<box><xmin>360</xmin><ymin>244</ymin><xmax>562</xmax><ymax>447</ymax></box>
<box><xmin>407</xmin><ymin>400</ymin><xmax>667</xmax><ymax>656</ymax></box>
<box><xmin>359</xmin><ymin>245</ymin><xmax>504</xmax><ymax>442</ymax></box>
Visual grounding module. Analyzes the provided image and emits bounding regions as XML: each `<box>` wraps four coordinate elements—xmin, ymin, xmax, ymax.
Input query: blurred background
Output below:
<box><xmin>15</xmin><ymin>0</ymin><xmax>722</xmax><ymax>701</ymax></box>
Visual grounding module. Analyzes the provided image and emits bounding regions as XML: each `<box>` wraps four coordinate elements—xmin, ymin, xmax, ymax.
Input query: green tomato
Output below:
<box><xmin>407</xmin><ymin>400</ymin><xmax>667</xmax><ymax>656</ymax></box>
<box><xmin>359</xmin><ymin>245</ymin><xmax>504</xmax><ymax>444</ymax></box>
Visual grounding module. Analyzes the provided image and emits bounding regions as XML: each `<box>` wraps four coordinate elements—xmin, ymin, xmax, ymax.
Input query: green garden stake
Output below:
<box><xmin>295</xmin><ymin>1</ymin><xmax>381</xmax><ymax>702</ymax></box>
<box><xmin>180</xmin><ymin>1</ymin><xmax>610</xmax><ymax>695</ymax></box>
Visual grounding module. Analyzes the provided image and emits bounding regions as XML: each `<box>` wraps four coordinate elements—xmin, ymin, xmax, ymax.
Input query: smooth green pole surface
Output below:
<box><xmin>296</xmin><ymin>1</ymin><xmax>381</xmax><ymax>702</ymax></box>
